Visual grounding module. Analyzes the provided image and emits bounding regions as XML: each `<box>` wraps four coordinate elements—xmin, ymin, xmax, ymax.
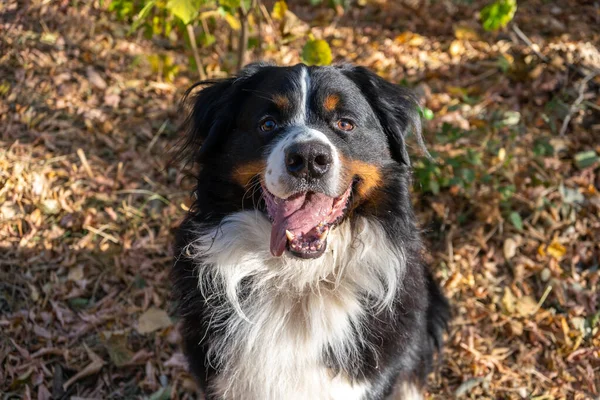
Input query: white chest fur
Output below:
<box><xmin>185</xmin><ymin>211</ymin><xmax>406</xmax><ymax>400</ymax></box>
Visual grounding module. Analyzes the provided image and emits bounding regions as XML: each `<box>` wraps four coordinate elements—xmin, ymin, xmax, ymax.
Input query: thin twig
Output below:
<box><xmin>512</xmin><ymin>24</ymin><xmax>600</xmax><ymax>78</ymax></box>
<box><xmin>236</xmin><ymin>0</ymin><xmax>257</xmax><ymax>72</ymax></box>
<box><xmin>186</xmin><ymin>24</ymin><xmax>207</xmax><ymax>81</ymax></box>
<box><xmin>256</xmin><ymin>0</ymin><xmax>263</xmax><ymax>58</ymax></box>
<box><xmin>559</xmin><ymin>71</ymin><xmax>597</xmax><ymax>136</ymax></box>
<box><xmin>511</xmin><ymin>25</ymin><xmax>548</xmax><ymax>62</ymax></box>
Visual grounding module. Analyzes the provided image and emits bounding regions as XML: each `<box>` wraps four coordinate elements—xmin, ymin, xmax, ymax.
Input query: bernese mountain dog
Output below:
<box><xmin>171</xmin><ymin>62</ymin><xmax>450</xmax><ymax>400</ymax></box>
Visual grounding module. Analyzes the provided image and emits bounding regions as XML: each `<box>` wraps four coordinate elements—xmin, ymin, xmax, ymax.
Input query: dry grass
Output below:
<box><xmin>1</xmin><ymin>0</ymin><xmax>599</xmax><ymax>399</ymax></box>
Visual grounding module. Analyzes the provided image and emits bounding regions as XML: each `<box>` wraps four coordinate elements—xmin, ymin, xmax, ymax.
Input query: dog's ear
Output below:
<box><xmin>178</xmin><ymin>62</ymin><xmax>270</xmax><ymax>165</ymax></box>
<box><xmin>338</xmin><ymin>65</ymin><xmax>424</xmax><ymax>166</ymax></box>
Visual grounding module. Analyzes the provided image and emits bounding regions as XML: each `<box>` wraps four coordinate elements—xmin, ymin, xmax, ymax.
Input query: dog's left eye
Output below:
<box><xmin>336</xmin><ymin>119</ymin><xmax>355</xmax><ymax>132</ymax></box>
<box><xmin>260</xmin><ymin>118</ymin><xmax>277</xmax><ymax>132</ymax></box>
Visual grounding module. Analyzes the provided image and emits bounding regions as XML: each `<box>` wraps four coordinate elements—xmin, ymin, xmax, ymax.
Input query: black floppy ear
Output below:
<box><xmin>338</xmin><ymin>65</ymin><xmax>424</xmax><ymax>166</ymax></box>
<box><xmin>178</xmin><ymin>62</ymin><xmax>271</xmax><ymax>165</ymax></box>
<box><xmin>180</xmin><ymin>78</ymin><xmax>236</xmax><ymax>164</ymax></box>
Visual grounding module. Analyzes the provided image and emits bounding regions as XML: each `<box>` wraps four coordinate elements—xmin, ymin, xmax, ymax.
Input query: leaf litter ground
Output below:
<box><xmin>1</xmin><ymin>0</ymin><xmax>599</xmax><ymax>399</ymax></box>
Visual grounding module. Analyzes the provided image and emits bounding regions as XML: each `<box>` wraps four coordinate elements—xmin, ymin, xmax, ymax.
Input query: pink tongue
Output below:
<box><xmin>270</xmin><ymin>192</ymin><xmax>334</xmax><ymax>257</ymax></box>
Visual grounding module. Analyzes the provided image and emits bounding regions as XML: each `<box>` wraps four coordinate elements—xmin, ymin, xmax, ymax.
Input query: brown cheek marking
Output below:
<box><xmin>323</xmin><ymin>94</ymin><xmax>340</xmax><ymax>112</ymax></box>
<box><xmin>232</xmin><ymin>161</ymin><xmax>266</xmax><ymax>187</ymax></box>
<box><xmin>343</xmin><ymin>158</ymin><xmax>383</xmax><ymax>199</ymax></box>
<box><xmin>272</xmin><ymin>94</ymin><xmax>289</xmax><ymax>110</ymax></box>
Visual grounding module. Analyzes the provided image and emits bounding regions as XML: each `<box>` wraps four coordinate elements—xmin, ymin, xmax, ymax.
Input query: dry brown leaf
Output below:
<box><xmin>503</xmin><ymin>238</ymin><xmax>518</xmax><ymax>260</ymax></box>
<box><xmin>137</xmin><ymin>307</ymin><xmax>172</xmax><ymax>334</ymax></box>
<box><xmin>63</xmin><ymin>344</ymin><xmax>105</xmax><ymax>390</ymax></box>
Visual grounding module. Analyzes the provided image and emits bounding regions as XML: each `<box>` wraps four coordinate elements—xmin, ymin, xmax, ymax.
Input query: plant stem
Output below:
<box><xmin>236</xmin><ymin>0</ymin><xmax>257</xmax><ymax>72</ymax></box>
<box><xmin>237</xmin><ymin>9</ymin><xmax>249</xmax><ymax>71</ymax></box>
<box><xmin>186</xmin><ymin>24</ymin><xmax>207</xmax><ymax>81</ymax></box>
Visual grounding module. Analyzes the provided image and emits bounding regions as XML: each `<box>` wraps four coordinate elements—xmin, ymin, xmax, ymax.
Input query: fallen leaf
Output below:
<box><xmin>67</xmin><ymin>265</ymin><xmax>84</xmax><ymax>282</ymax></box>
<box><xmin>63</xmin><ymin>344</ymin><xmax>105</xmax><ymax>390</ymax></box>
<box><xmin>547</xmin><ymin>240</ymin><xmax>566</xmax><ymax>260</ymax></box>
<box><xmin>574</xmin><ymin>150</ymin><xmax>599</xmax><ymax>169</ymax></box>
<box><xmin>454</xmin><ymin>26</ymin><xmax>480</xmax><ymax>41</ymax></box>
<box><xmin>502</xmin><ymin>287</ymin><xmax>516</xmax><ymax>314</ymax></box>
<box><xmin>503</xmin><ymin>238</ymin><xmax>518</xmax><ymax>260</ymax></box>
<box><xmin>40</xmin><ymin>199</ymin><xmax>60</xmax><ymax>215</ymax></box>
<box><xmin>86</xmin><ymin>67</ymin><xmax>107</xmax><ymax>90</ymax></box>
<box><xmin>137</xmin><ymin>307</ymin><xmax>172</xmax><ymax>334</ymax></box>
<box><xmin>515</xmin><ymin>295</ymin><xmax>538</xmax><ymax>317</ymax></box>
<box><xmin>101</xmin><ymin>331</ymin><xmax>134</xmax><ymax>367</ymax></box>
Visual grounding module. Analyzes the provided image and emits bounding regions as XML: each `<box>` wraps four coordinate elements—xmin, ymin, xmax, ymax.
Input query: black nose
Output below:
<box><xmin>285</xmin><ymin>141</ymin><xmax>333</xmax><ymax>179</ymax></box>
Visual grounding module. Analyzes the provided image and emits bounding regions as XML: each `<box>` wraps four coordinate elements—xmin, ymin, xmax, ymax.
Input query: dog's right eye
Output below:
<box><xmin>260</xmin><ymin>118</ymin><xmax>277</xmax><ymax>132</ymax></box>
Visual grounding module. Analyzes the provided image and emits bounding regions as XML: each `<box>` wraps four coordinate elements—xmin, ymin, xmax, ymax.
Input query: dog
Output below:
<box><xmin>171</xmin><ymin>63</ymin><xmax>450</xmax><ymax>400</ymax></box>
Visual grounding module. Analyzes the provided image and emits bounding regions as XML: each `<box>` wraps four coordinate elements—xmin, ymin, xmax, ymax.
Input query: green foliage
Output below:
<box><xmin>167</xmin><ymin>0</ymin><xmax>201</xmax><ymax>24</ymax></box>
<box><xmin>508</xmin><ymin>211</ymin><xmax>523</xmax><ymax>230</ymax></box>
<box><xmin>413</xmin><ymin>123</ymin><xmax>517</xmax><ymax>201</ymax></box>
<box><xmin>419</xmin><ymin>107</ymin><xmax>434</xmax><ymax>121</ymax></box>
<box><xmin>301</xmin><ymin>38</ymin><xmax>333</xmax><ymax>66</ymax></box>
<box><xmin>109</xmin><ymin>0</ymin><xmax>135</xmax><ymax>20</ymax></box>
<box><xmin>574</xmin><ymin>150</ymin><xmax>600</xmax><ymax>169</ymax></box>
<box><xmin>480</xmin><ymin>0</ymin><xmax>517</xmax><ymax>31</ymax></box>
<box><xmin>310</xmin><ymin>0</ymin><xmax>348</xmax><ymax>8</ymax></box>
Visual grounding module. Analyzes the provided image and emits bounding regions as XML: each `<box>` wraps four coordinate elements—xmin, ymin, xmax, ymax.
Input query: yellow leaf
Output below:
<box><xmin>547</xmin><ymin>240</ymin><xmax>566</xmax><ymax>260</ymax></box>
<box><xmin>394</xmin><ymin>32</ymin><xmax>413</xmax><ymax>44</ymax></box>
<box><xmin>301</xmin><ymin>39</ymin><xmax>332</xmax><ymax>66</ymax></box>
<box><xmin>224</xmin><ymin>13</ymin><xmax>241</xmax><ymax>30</ymax></box>
<box><xmin>446</xmin><ymin>85</ymin><xmax>468</xmax><ymax>97</ymax></box>
<box><xmin>199</xmin><ymin>10</ymin><xmax>220</xmax><ymax>19</ymax></box>
<box><xmin>454</xmin><ymin>25</ymin><xmax>480</xmax><ymax>41</ymax></box>
<box><xmin>408</xmin><ymin>33</ymin><xmax>425</xmax><ymax>47</ymax></box>
<box><xmin>537</xmin><ymin>244</ymin><xmax>546</xmax><ymax>257</ymax></box>
<box><xmin>498</xmin><ymin>147</ymin><xmax>506</xmax><ymax>161</ymax></box>
<box><xmin>502</xmin><ymin>287</ymin><xmax>516</xmax><ymax>314</ymax></box>
<box><xmin>449</xmin><ymin>40</ymin><xmax>464</xmax><ymax>57</ymax></box>
<box><xmin>272</xmin><ymin>0</ymin><xmax>287</xmax><ymax>20</ymax></box>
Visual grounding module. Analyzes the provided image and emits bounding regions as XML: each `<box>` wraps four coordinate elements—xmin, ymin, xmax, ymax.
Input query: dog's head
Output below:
<box><xmin>181</xmin><ymin>63</ymin><xmax>422</xmax><ymax>259</ymax></box>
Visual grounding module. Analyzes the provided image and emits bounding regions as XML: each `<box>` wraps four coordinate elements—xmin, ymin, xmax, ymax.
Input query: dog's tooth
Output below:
<box><xmin>319</xmin><ymin>230</ymin><xmax>329</xmax><ymax>241</ymax></box>
<box><xmin>285</xmin><ymin>230</ymin><xmax>295</xmax><ymax>241</ymax></box>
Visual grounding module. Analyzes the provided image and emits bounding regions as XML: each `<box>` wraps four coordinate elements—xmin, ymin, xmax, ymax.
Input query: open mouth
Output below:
<box><xmin>262</xmin><ymin>183</ymin><xmax>353</xmax><ymax>259</ymax></box>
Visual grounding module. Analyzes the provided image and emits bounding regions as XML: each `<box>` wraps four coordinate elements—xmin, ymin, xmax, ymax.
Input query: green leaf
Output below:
<box><xmin>480</xmin><ymin>0</ymin><xmax>517</xmax><ymax>31</ymax></box>
<box><xmin>301</xmin><ymin>39</ymin><xmax>333</xmax><ymax>66</ymax></box>
<box><xmin>220</xmin><ymin>0</ymin><xmax>241</xmax><ymax>9</ymax></box>
<box><xmin>199</xmin><ymin>32</ymin><xmax>216</xmax><ymax>47</ymax></box>
<box><xmin>419</xmin><ymin>107</ymin><xmax>434</xmax><ymax>120</ymax></box>
<box><xmin>429</xmin><ymin>180</ymin><xmax>440</xmax><ymax>195</ymax></box>
<box><xmin>147</xmin><ymin>386</ymin><xmax>171</xmax><ymax>400</ymax></box>
<box><xmin>167</xmin><ymin>0</ymin><xmax>199</xmax><ymax>24</ymax></box>
<box><xmin>509</xmin><ymin>211</ymin><xmax>523</xmax><ymax>231</ymax></box>
<box><xmin>130</xmin><ymin>0</ymin><xmax>156</xmax><ymax>32</ymax></box>
<box><xmin>574</xmin><ymin>150</ymin><xmax>599</xmax><ymax>169</ymax></box>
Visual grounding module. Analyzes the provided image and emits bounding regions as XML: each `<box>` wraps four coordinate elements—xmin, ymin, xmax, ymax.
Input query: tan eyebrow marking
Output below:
<box><xmin>323</xmin><ymin>94</ymin><xmax>340</xmax><ymax>112</ymax></box>
<box><xmin>272</xmin><ymin>94</ymin><xmax>289</xmax><ymax>109</ymax></box>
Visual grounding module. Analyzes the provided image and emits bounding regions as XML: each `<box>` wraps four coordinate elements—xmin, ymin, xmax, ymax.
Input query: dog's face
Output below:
<box><xmin>182</xmin><ymin>63</ymin><xmax>420</xmax><ymax>259</ymax></box>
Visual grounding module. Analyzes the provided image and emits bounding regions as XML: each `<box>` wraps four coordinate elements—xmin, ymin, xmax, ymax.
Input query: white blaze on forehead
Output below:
<box><xmin>291</xmin><ymin>65</ymin><xmax>310</xmax><ymax>125</ymax></box>
<box><xmin>265</xmin><ymin>126</ymin><xmax>341</xmax><ymax>199</ymax></box>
